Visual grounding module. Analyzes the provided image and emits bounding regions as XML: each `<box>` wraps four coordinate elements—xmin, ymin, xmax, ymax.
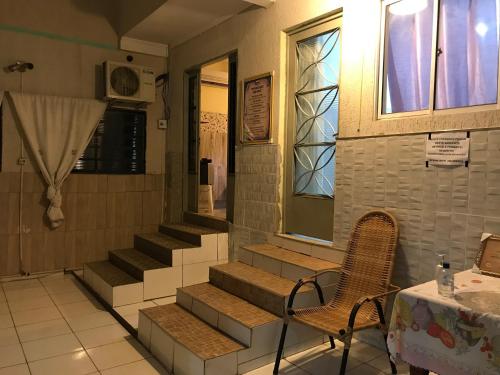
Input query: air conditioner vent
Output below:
<box><xmin>104</xmin><ymin>61</ymin><xmax>155</xmax><ymax>104</ymax></box>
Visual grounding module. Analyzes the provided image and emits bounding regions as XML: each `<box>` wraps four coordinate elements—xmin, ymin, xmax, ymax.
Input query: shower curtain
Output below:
<box><xmin>9</xmin><ymin>92</ymin><xmax>106</xmax><ymax>228</ymax></box>
<box><xmin>199</xmin><ymin>112</ymin><xmax>227</xmax><ymax>204</ymax></box>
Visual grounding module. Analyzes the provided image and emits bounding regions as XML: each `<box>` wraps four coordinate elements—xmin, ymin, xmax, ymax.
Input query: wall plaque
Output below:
<box><xmin>425</xmin><ymin>132</ymin><xmax>470</xmax><ymax>166</ymax></box>
<box><xmin>476</xmin><ymin>235</ymin><xmax>500</xmax><ymax>278</ymax></box>
<box><xmin>241</xmin><ymin>73</ymin><xmax>273</xmax><ymax>144</ymax></box>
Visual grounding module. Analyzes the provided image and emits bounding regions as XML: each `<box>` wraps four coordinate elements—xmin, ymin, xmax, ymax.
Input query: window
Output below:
<box><xmin>293</xmin><ymin>29</ymin><xmax>340</xmax><ymax>197</ymax></box>
<box><xmin>73</xmin><ymin>108</ymin><xmax>146</xmax><ymax>174</ymax></box>
<box><xmin>381</xmin><ymin>0</ymin><xmax>500</xmax><ymax>115</ymax></box>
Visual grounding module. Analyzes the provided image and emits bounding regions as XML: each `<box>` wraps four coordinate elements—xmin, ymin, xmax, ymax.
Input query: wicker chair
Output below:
<box><xmin>273</xmin><ymin>210</ymin><xmax>400</xmax><ymax>375</ymax></box>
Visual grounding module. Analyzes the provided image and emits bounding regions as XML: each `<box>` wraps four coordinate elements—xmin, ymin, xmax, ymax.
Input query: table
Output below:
<box><xmin>387</xmin><ymin>270</ymin><xmax>500</xmax><ymax>375</ymax></box>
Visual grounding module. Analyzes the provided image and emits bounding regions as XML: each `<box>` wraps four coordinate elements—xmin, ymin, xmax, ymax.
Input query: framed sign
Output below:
<box><xmin>475</xmin><ymin>235</ymin><xmax>500</xmax><ymax>277</ymax></box>
<box><xmin>241</xmin><ymin>73</ymin><xmax>273</xmax><ymax>144</ymax></box>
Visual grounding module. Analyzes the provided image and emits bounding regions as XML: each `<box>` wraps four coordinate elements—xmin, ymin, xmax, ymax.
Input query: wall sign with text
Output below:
<box><xmin>241</xmin><ymin>73</ymin><xmax>273</xmax><ymax>144</ymax></box>
<box><xmin>425</xmin><ymin>132</ymin><xmax>470</xmax><ymax>167</ymax></box>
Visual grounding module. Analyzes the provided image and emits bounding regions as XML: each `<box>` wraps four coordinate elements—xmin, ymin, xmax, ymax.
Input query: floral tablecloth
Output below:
<box><xmin>388</xmin><ymin>270</ymin><xmax>500</xmax><ymax>375</ymax></box>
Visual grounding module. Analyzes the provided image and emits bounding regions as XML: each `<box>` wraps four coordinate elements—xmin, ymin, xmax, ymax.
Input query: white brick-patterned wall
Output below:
<box><xmin>334</xmin><ymin>130</ymin><xmax>500</xmax><ymax>288</ymax></box>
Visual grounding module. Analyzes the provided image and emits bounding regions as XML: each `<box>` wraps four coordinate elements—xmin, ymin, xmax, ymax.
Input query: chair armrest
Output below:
<box><xmin>301</xmin><ymin>268</ymin><xmax>342</xmax><ymax>284</ymax></box>
<box><xmin>355</xmin><ymin>284</ymin><xmax>401</xmax><ymax>305</ymax></box>
<box><xmin>286</xmin><ymin>278</ymin><xmax>328</xmax><ymax>316</ymax></box>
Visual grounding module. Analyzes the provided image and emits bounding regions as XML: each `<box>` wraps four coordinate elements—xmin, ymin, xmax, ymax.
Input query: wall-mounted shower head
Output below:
<box><xmin>5</xmin><ymin>61</ymin><xmax>34</xmax><ymax>73</ymax></box>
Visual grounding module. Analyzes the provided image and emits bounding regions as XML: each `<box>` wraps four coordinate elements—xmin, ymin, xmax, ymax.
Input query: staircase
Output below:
<box><xmin>138</xmin><ymin>241</ymin><xmax>341</xmax><ymax>374</ymax></box>
<box><xmin>83</xmin><ymin>213</ymin><xmax>229</xmax><ymax>307</ymax></box>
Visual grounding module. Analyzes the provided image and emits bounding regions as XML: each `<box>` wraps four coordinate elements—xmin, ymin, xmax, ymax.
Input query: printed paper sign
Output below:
<box><xmin>426</xmin><ymin>132</ymin><xmax>469</xmax><ymax>166</ymax></box>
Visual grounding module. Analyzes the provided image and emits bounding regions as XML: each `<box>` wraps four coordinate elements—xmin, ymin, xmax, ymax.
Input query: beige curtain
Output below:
<box><xmin>0</xmin><ymin>91</ymin><xmax>4</xmax><ymax>106</ymax></box>
<box><xmin>199</xmin><ymin>112</ymin><xmax>227</xmax><ymax>203</ymax></box>
<box><xmin>9</xmin><ymin>92</ymin><xmax>106</xmax><ymax>228</ymax></box>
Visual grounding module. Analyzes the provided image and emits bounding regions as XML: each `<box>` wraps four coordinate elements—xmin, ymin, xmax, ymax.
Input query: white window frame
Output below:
<box><xmin>378</xmin><ymin>0</ymin><xmax>500</xmax><ymax>120</ymax></box>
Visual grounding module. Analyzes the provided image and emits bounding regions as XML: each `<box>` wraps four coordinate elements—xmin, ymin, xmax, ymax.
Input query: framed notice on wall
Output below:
<box><xmin>241</xmin><ymin>73</ymin><xmax>273</xmax><ymax>144</ymax></box>
<box><xmin>476</xmin><ymin>235</ymin><xmax>500</xmax><ymax>277</ymax></box>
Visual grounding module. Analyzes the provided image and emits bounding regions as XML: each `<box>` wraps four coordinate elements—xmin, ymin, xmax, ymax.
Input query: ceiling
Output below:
<box><xmin>124</xmin><ymin>0</ymin><xmax>254</xmax><ymax>47</ymax></box>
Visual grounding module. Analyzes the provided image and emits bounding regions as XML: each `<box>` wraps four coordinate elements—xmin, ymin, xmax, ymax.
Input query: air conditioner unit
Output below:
<box><xmin>104</xmin><ymin>61</ymin><xmax>155</xmax><ymax>103</ymax></box>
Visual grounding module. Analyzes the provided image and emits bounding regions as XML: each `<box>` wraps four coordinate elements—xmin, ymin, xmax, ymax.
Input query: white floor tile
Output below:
<box><xmin>114</xmin><ymin>301</ymin><xmax>155</xmax><ymax>317</ymax></box>
<box><xmin>0</xmin><ymin>343</ymin><xmax>26</xmax><ymax>368</ymax></box>
<box><xmin>0</xmin><ymin>303</ymin><xmax>9</xmax><ymax>315</ymax></box>
<box><xmin>5</xmin><ymin>288</ymin><xmax>48</xmax><ymax>302</ymax></box>
<box><xmin>0</xmin><ymin>314</ymin><xmax>13</xmax><ymax>329</ymax></box>
<box><xmin>346</xmin><ymin>363</ymin><xmax>384</xmax><ymax>374</ymax></box>
<box><xmin>2</xmin><ymin>279</ymin><xmax>41</xmax><ymax>291</ymax></box>
<box><xmin>0</xmin><ymin>363</ymin><xmax>30</xmax><ymax>375</ymax></box>
<box><xmin>22</xmin><ymin>333</ymin><xmax>83</xmax><ymax>362</ymax></box>
<box><xmin>244</xmin><ymin>359</ymin><xmax>308</xmax><ymax>375</ymax></box>
<box><xmin>58</xmin><ymin>300</ymin><xmax>105</xmax><ymax>318</ymax></box>
<box><xmin>28</xmin><ymin>351</ymin><xmax>97</xmax><ymax>375</ymax></box>
<box><xmin>152</xmin><ymin>296</ymin><xmax>176</xmax><ymax>306</ymax></box>
<box><xmin>0</xmin><ymin>327</ymin><xmax>19</xmax><ymax>347</ymax></box>
<box><xmin>8</xmin><ymin>295</ymin><xmax>54</xmax><ymax>312</ymax></box>
<box><xmin>11</xmin><ymin>306</ymin><xmax>61</xmax><ymax>326</ymax></box>
<box><xmin>76</xmin><ymin>324</ymin><xmax>131</xmax><ymax>349</ymax></box>
<box><xmin>123</xmin><ymin>313</ymin><xmax>139</xmax><ymax>329</ymax></box>
<box><xmin>87</xmin><ymin>339</ymin><xmax>151</xmax><ymax>370</ymax></box>
<box><xmin>50</xmin><ymin>290</ymin><xmax>93</xmax><ymax>306</ymax></box>
<box><xmin>65</xmin><ymin>311</ymin><xmax>116</xmax><ymax>332</ymax></box>
<box><xmin>286</xmin><ymin>343</ymin><xmax>363</xmax><ymax>373</ymax></box>
<box><xmin>16</xmin><ymin>319</ymin><xmax>71</xmax><ymax>343</ymax></box>
<box><xmin>368</xmin><ymin>354</ymin><xmax>410</xmax><ymax>374</ymax></box>
<box><xmin>349</xmin><ymin>342</ymin><xmax>386</xmax><ymax>363</ymax></box>
<box><xmin>43</xmin><ymin>280</ymin><xmax>83</xmax><ymax>295</ymax></box>
<box><xmin>101</xmin><ymin>358</ymin><xmax>168</xmax><ymax>375</ymax></box>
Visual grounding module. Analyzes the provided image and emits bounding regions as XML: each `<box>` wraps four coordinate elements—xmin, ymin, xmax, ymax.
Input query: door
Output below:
<box><xmin>284</xmin><ymin>16</ymin><xmax>342</xmax><ymax>241</ymax></box>
<box><xmin>226</xmin><ymin>52</ymin><xmax>237</xmax><ymax>223</ymax></box>
<box><xmin>186</xmin><ymin>69</ymin><xmax>201</xmax><ymax>213</ymax></box>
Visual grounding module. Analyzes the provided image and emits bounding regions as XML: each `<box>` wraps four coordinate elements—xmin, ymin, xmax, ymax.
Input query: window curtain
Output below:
<box><xmin>0</xmin><ymin>91</ymin><xmax>4</xmax><ymax>106</ymax></box>
<box><xmin>199</xmin><ymin>112</ymin><xmax>227</xmax><ymax>203</ymax></box>
<box><xmin>435</xmin><ymin>0</ymin><xmax>499</xmax><ymax>109</ymax></box>
<box><xmin>384</xmin><ymin>0</ymin><xmax>434</xmax><ymax>113</ymax></box>
<box><xmin>9</xmin><ymin>92</ymin><xmax>106</xmax><ymax>228</ymax></box>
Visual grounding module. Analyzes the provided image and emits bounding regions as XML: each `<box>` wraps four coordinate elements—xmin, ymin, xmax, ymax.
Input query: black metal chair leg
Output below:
<box><xmin>329</xmin><ymin>336</ymin><xmax>335</xmax><ymax>349</ymax></box>
<box><xmin>273</xmin><ymin>322</ymin><xmax>288</xmax><ymax>374</ymax></box>
<box><xmin>374</xmin><ymin>299</ymin><xmax>397</xmax><ymax>374</ymax></box>
<box><xmin>339</xmin><ymin>346</ymin><xmax>350</xmax><ymax>375</ymax></box>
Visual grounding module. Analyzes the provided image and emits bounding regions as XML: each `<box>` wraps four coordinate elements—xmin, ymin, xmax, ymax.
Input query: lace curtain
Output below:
<box><xmin>199</xmin><ymin>112</ymin><xmax>227</xmax><ymax>203</ymax></box>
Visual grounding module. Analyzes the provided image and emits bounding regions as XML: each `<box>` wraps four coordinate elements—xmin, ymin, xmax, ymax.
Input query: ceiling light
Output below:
<box><xmin>389</xmin><ymin>0</ymin><xmax>428</xmax><ymax>16</ymax></box>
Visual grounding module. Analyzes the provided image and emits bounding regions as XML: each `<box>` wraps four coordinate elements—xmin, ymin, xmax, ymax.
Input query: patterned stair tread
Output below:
<box><xmin>85</xmin><ymin>261</ymin><xmax>141</xmax><ymax>287</ymax></box>
<box><xmin>210</xmin><ymin>262</ymin><xmax>312</xmax><ymax>297</ymax></box>
<box><xmin>162</xmin><ymin>222</ymin><xmax>221</xmax><ymax>235</ymax></box>
<box><xmin>243</xmin><ymin>243</ymin><xmax>341</xmax><ymax>272</ymax></box>
<box><xmin>141</xmin><ymin>303</ymin><xmax>245</xmax><ymax>360</ymax></box>
<box><xmin>183</xmin><ymin>211</ymin><xmax>229</xmax><ymax>232</ymax></box>
<box><xmin>110</xmin><ymin>248</ymin><xmax>167</xmax><ymax>271</ymax></box>
<box><xmin>181</xmin><ymin>283</ymin><xmax>280</xmax><ymax>328</ymax></box>
<box><xmin>136</xmin><ymin>232</ymin><xmax>197</xmax><ymax>250</ymax></box>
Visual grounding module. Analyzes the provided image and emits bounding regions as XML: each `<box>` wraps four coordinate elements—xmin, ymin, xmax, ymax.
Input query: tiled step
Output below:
<box><xmin>184</xmin><ymin>211</ymin><xmax>229</xmax><ymax>232</ymax></box>
<box><xmin>83</xmin><ymin>261</ymin><xmax>143</xmax><ymax>307</ymax></box>
<box><xmin>134</xmin><ymin>232</ymin><xmax>194</xmax><ymax>265</ymax></box>
<box><xmin>239</xmin><ymin>243</ymin><xmax>341</xmax><ymax>285</ymax></box>
<box><xmin>177</xmin><ymin>283</ymin><xmax>280</xmax><ymax>346</ymax></box>
<box><xmin>159</xmin><ymin>223</ymin><xmax>220</xmax><ymax>246</ymax></box>
<box><xmin>109</xmin><ymin>248</ymin><xmax>179</xmax><ymax>299</ymax></box>
<box><xmin>209</xmin><ymin>262</ymin><xmax>328</xmax><ymax>317</ymax></box>
<box><xmin>138</xmin><ymin>303</ymin><xmax>245</xmax><ymax>375</ymax></box>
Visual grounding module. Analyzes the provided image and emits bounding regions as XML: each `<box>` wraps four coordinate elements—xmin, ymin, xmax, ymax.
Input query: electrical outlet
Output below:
<box><xmin>158</xmin><ymin>119</ymin><xmax>167</xmax><ymax>129</ymax></box>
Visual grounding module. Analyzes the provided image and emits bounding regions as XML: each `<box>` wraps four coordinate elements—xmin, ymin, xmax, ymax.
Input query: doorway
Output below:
<box><xmin>185</xmin><ymin>53</ymin><xmax>237</xmax><ymax>222</ymax></box>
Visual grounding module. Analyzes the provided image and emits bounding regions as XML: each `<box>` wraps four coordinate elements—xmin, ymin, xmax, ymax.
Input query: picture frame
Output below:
<box><xmin>475</xmin><ymin>235</ymin><xmax>500</xmax><ymax>277</ymax></box>
<box><xmin>241</xmin><ymin>72</ymin><xmax>273</xmax><ymax>144</ymax></box>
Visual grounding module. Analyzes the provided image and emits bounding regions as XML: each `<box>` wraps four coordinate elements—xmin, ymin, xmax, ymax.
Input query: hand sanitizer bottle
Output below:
<box><xmin>435</xmin><ymin>254</ymin><xmax>444</xmax><ymax>284</ymax></box>
<box><xmin>437</xmin><ymin>261</ymin><xmax>454</xmax><ymax>298</ymax></box>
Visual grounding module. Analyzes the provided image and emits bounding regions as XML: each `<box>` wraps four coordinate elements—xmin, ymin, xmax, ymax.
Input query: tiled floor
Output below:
<box><xmin>0</xmin><ymin>274</ymin><xmax>426</xmax><ymax>375</ymax></box>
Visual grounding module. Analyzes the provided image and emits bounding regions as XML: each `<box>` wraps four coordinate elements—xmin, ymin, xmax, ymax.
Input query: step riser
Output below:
<box><xmin>239</xmin><ymin>247</ymin><xmax>339</xmax><ymax>286</ymax></box>
<box><xmin>139</xmin><ymin>312</ymin><xmax>239</xmax><ymax>375</ymax></box>
<box><xmin>83</xmin><ymin>264</ymin><xmax>143</xmax><ymax>307</ymax></box>
<box><xmin>183</xmin><ymin>212</ymin><xmax>229</xmax><ymax>232</ymax></box>
<box><xmin>144</xmin><ymin>268</ymin><xmax>182</xmax><ymax>299</ymax></box>
<box><xmin>159</xmin><ymin>225</ymin><xmax>202</xmax><ymax>246</ymax></box>
<box><xmin>134</xmin><ymin>235</ymin><xmax>174</xmax><ymax>265</ymax></box>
